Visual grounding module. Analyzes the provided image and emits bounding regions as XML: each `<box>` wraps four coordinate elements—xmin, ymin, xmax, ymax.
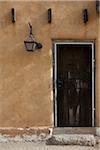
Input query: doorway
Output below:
<box><xmin>53</xmin><ymin>42</ymin><xmax>95</xmax><ymax>127</ymax></box>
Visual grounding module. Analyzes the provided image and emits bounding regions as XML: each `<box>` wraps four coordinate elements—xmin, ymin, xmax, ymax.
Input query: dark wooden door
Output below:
<box><xmin>56</xmin><ymin>44</ymin><xmax>93</xmax><ymax>127</ymax></box>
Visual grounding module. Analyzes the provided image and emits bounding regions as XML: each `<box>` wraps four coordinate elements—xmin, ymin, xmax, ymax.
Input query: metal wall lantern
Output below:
<box><xmin>24</xmin><ymin>23</ymin><xmax>42</xmax><ymax>51</ymax></box>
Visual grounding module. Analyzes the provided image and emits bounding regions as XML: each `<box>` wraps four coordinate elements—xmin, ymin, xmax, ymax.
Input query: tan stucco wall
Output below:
<box><xmin>0</xmin><ymin>1</ymin><xmax>99</xmax><ymax>128</ymax></box>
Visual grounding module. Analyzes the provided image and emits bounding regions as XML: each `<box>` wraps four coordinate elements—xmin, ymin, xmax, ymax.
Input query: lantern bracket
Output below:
<box><xmin>24</xmin><ymin>23</ymin><xmax>43</xmax><ymax>51</ymax></box>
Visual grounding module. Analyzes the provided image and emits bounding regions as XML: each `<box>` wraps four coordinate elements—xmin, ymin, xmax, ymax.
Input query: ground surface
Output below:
<box><xmin>0</xmin><ymin>142</ymin><xmax>100</xmax><ymax>150</ymax></box>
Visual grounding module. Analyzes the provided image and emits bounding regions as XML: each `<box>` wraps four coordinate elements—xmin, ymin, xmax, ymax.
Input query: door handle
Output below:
<box><xmin>58</xmin><ymin>79</ymin><xmax>63</xmax><ymax>88</ymax></box>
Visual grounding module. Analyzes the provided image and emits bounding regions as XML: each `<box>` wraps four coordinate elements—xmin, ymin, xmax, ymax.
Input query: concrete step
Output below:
<box><xmin>53</xmin><ymin>127</ymin><xmax>96</xmax><ymax>135</ymax></box>
<box><xmin>46</xmin><ymin>134</ymin><xmax>96</xmax><ymax>146</ymax></box>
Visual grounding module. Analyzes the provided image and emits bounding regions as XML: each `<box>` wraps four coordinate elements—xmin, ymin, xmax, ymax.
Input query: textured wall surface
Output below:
<box><xmin>0</xmin><ymin>1</ymin><xmax>99</xmax><ymax>128</ymax></box>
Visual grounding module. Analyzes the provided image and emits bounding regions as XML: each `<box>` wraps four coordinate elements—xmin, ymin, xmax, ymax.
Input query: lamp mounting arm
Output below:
<box><xmin>29</xmin><ymin>22</ymin><xmax>33</xmax><ymax>35</ymax></box>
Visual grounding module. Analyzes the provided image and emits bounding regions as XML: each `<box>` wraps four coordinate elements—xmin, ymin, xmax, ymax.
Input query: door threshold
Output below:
<box><xmin>53</xmin><ymin>127</ymin><xmax>96</xmax><ymax>135</ymax></box>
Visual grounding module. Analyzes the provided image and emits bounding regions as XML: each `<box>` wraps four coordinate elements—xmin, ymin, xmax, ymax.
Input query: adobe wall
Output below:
<box><xmin>0</xmin><ymin>1</ymin><xmax>99</xmax><ymax>129</ymax></box>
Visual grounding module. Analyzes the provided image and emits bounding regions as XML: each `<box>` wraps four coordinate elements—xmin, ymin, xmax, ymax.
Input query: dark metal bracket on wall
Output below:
<box><xmin>11</xmin><ymin>8</ymin><xmax>16</xmax><ymax>23</ymax></box>
<box><xmin>83</xmin><ymin>9</ymin><xmax>88</xmax><ymax>24</ymax></box>
<box><xmin>48</xmin><ymin>8</ymin><xmax>52</xmax><ymax>23</ymax></box>
<box><xmin>96</xmin><ymin>0</ymin><xmax>100</xmax><ymax>14</ymax></box>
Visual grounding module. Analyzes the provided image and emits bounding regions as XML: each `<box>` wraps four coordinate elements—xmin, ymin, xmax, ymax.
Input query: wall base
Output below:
<box><xmin>96</xmin><ymin>128</ymin><xmax>100</xmax><ymax>136</ymax></box>
<box><xmin>0</xmin><ymin>127</ymin><xmax>52</xmax><ymax>142</ymax></box>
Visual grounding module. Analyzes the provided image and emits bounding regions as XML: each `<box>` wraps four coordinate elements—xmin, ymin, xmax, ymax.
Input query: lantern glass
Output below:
<box><xmin>24</xmin><ymin>41</ymin><xmax>36</xmax><ymax>51</ymax></box>
<box><xmin>24</xmin><ymin>35</ymin><xmax>36</xmax><ymax>51</ymax></box>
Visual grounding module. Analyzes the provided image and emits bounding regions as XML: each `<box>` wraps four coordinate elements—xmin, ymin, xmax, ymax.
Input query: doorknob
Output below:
<box><xmin>58</xmin><ymin>79</ymin><xmax>63</xmax><ymax>88</ymax></box>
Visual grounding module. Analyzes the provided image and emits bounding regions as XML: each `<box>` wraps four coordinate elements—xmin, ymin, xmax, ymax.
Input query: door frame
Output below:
<box><xmin>53</xmin><ymin>41</ymin><xmax>95</xmax><ymax>127</ymax></box>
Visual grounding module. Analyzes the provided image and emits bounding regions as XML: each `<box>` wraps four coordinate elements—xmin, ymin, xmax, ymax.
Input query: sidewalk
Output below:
<box><xmin>0</xmin><ymin>142</ymin><xmax>100</xmax><ymax>150</ymax></box>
